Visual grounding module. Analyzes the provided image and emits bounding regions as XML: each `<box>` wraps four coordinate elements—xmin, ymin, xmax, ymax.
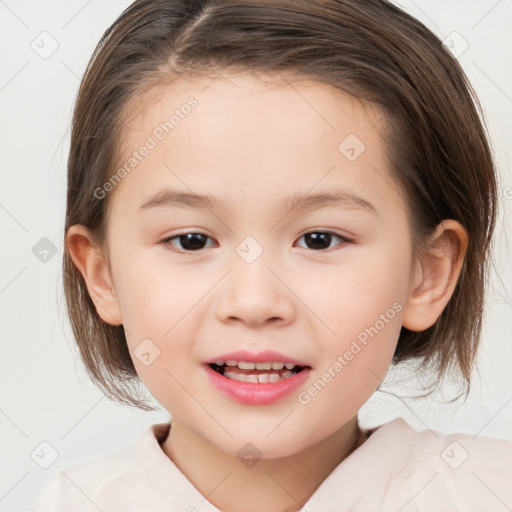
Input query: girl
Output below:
<box><xmin>31</xmin><ymin>0</ymin><xmax>511</xmax><ymax>511</ymax></box>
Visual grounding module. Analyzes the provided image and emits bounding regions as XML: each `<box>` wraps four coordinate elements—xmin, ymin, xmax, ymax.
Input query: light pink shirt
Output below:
<box><xmin>30</xmin><ymin>417</ymin><xmax>512</xmax><ymax>511</ymax></box>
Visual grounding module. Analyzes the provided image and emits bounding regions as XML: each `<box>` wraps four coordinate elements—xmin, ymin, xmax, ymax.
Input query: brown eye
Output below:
<box><xmin>296</xmin><ymin>231</ymin><xmax>349</xmax><ymax>251</ymax></box>
<box><xmin>161</xmin><ymin>233</ymin><xmax>215</xmax><ymax>253</ymax></box>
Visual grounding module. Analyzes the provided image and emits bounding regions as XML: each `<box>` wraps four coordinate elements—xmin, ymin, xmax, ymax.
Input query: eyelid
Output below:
<box><xmin>295</xmin><ymin>230</ymin><xmax>352</xmax><ymax>250</ymax></box>
<box><xmin>298</xmin><ymin>229</ymin><xmax>351</xmax><ymax>241</ymax></box>
<box><xmin>160</xmin><ymin>229</ymin><xmax>352</xmax><ymax>254</ymax></box>
<box><xmin>160</xmin><ymin>231</ymin><xmax>215</xmax><ymax>254</ymax></box>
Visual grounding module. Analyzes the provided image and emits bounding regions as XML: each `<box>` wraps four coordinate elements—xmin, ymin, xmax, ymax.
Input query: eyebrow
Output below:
<box><xmin>138</xmin><ymin>188</ymin><xmax>377</xmax><ymax>215</ymax></box>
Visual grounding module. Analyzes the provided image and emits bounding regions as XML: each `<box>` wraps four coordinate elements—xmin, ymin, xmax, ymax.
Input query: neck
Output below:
<box><xmin>161</xmin><ymin>415</ymin><xmax>362</xmax><ymax>512</ymax></box>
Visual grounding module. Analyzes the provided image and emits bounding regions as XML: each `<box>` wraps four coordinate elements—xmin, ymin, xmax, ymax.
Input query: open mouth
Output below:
<box><xmin>208</xmin><ymin>361</ymin><xmax>309</xmax><ymax>384</ymax></box>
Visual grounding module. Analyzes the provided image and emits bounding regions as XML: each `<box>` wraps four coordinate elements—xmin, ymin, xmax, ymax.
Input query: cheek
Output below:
<box><xmin>301</xmin><ymin>236</ymin><xmax>409</xmax><ymax>403</ymax></box>
<box><xmin>300</xmin><ymin>293</ymin><xmax>403</xmax><ymax>427</ymax></box>
<box><xmin>312</xmin><ymin>242</ymin><xmax>408</xmax><ymax>339</ymax></box>
<box><xmin>113</xmin><ymin>253</ymin><xmax>208</xmax><ymax>389</ymax></box>
<box><xmin>114</xmin><ymin>248</ymin><xmax>201</xmax><ymax>333</ymax></box>
<box><xmin>121</xmin><ymin>282</ymin><xmax>199</xmax><ymax>411</ymax></box>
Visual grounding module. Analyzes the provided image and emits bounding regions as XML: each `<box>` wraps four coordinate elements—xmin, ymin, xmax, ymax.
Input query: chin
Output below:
<box><xmin>210</xmin><ymin>427</ymin><xmax>314</xmax><ymax>462</ymax></box>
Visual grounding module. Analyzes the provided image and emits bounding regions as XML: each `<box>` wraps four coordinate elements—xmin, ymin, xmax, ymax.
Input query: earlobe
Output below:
<box><xmin>66</xmin><ymin>225</ymin><xmax>123</xmax><ymax>326</ymax></box>
<box><xmin>402</xmin><ymin>220</ymin><xmax>468</xmax><ymax>332</ymax></box>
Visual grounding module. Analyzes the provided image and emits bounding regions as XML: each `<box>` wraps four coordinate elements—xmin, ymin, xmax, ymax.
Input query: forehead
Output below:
<box><xmin>120</xmin><ymin>71</ymin><xmax>382</xmax><ymax>141</ymax></box>
<box><xmin>107</xmin><ymin>71</ymin><xmax>400</xmax><ymax>219</ymax></box>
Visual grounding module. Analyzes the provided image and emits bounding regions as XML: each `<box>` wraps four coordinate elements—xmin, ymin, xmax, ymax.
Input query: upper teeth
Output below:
<box><xmin>214</xmin><ymin>360</ymin><xmax>296</xmax><ymax>370</ymax></box>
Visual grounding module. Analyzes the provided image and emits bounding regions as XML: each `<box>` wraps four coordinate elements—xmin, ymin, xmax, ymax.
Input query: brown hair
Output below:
<box><xmin>63</xmin><ymin>0</ymin><xmax>498</xmax><ymax>410</ymax></box>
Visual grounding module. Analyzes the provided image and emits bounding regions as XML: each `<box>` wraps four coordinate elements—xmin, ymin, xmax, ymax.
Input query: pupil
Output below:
<box><xmin>180</xmin><ymin>233</ymin><xmax>206</xmax><ymax>250</ymax></box>
<box><xmin>305</xmin><ymin>232</ymin><xmax>331</xmax><ymax>250</ymax></box>
<box><xmin>179</xmin><ymin>233</ymin><xmax>332</xmax><ymax>251</ymax></box>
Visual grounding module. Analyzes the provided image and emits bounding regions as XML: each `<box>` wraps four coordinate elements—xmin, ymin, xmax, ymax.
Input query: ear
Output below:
<box><xmin>66</xmin><ymin>225</ymin><xmax>123</xmax><ymax>326</ymax></box>
<box><xmin>402</xmin><ymin>220</ymin><xmax>468</xmax><ymax>332</ymax></box>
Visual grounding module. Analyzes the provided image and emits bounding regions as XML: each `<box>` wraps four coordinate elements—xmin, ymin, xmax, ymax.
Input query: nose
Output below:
<box><xmin>215</xmin><ymin>256</ymin><xmax>296</xmax><ymax>328</ymax></box>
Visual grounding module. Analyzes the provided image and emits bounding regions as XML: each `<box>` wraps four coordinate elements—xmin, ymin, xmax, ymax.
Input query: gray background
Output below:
<box><xmin>1</xmin><ymin>1</ymin><xmax>511</xmax><ymax>511</ymax></box>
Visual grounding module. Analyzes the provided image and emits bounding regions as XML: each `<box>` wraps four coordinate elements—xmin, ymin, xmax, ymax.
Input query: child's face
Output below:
<box><xmin>104</xmin><ymin>73</ymin><xmax>415</xmax><ymax>457</ymax></box>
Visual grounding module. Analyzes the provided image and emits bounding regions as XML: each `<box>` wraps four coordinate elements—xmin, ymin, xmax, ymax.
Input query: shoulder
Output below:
<box><xmin>367</xmin><ymin>417</ymin><xmax>512</xmax><ymax>512</ymax></box>
<box><xmin>29</xmin><ymin>423</ymin><xmax>173</xmax><ymax>512</ymax></box>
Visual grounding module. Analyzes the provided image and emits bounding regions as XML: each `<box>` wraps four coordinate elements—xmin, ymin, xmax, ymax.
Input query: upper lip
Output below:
<box><xmin>204</xmin><ymin>349</ymin><xmax>310</xmax><ymax>367</ymax></box>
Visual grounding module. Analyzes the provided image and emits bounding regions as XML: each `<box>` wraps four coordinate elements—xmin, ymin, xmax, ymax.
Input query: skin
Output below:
<box><xmin>67</xmin><ymin>72</ymin><xmax>468</xmax><ymax>512</ymax></box>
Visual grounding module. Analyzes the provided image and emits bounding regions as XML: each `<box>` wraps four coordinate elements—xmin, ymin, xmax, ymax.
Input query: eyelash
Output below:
<box><xmin>159</xmin><ymin>230</ymin><xmax>351</xmax><ymax>254</ymax></box>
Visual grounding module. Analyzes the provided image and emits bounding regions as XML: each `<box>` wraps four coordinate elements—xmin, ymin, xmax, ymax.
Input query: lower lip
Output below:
<box><xmin>204</xmin><ymin>364</ymin><xmax>311</xmax><ymax>405</ymax></box>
